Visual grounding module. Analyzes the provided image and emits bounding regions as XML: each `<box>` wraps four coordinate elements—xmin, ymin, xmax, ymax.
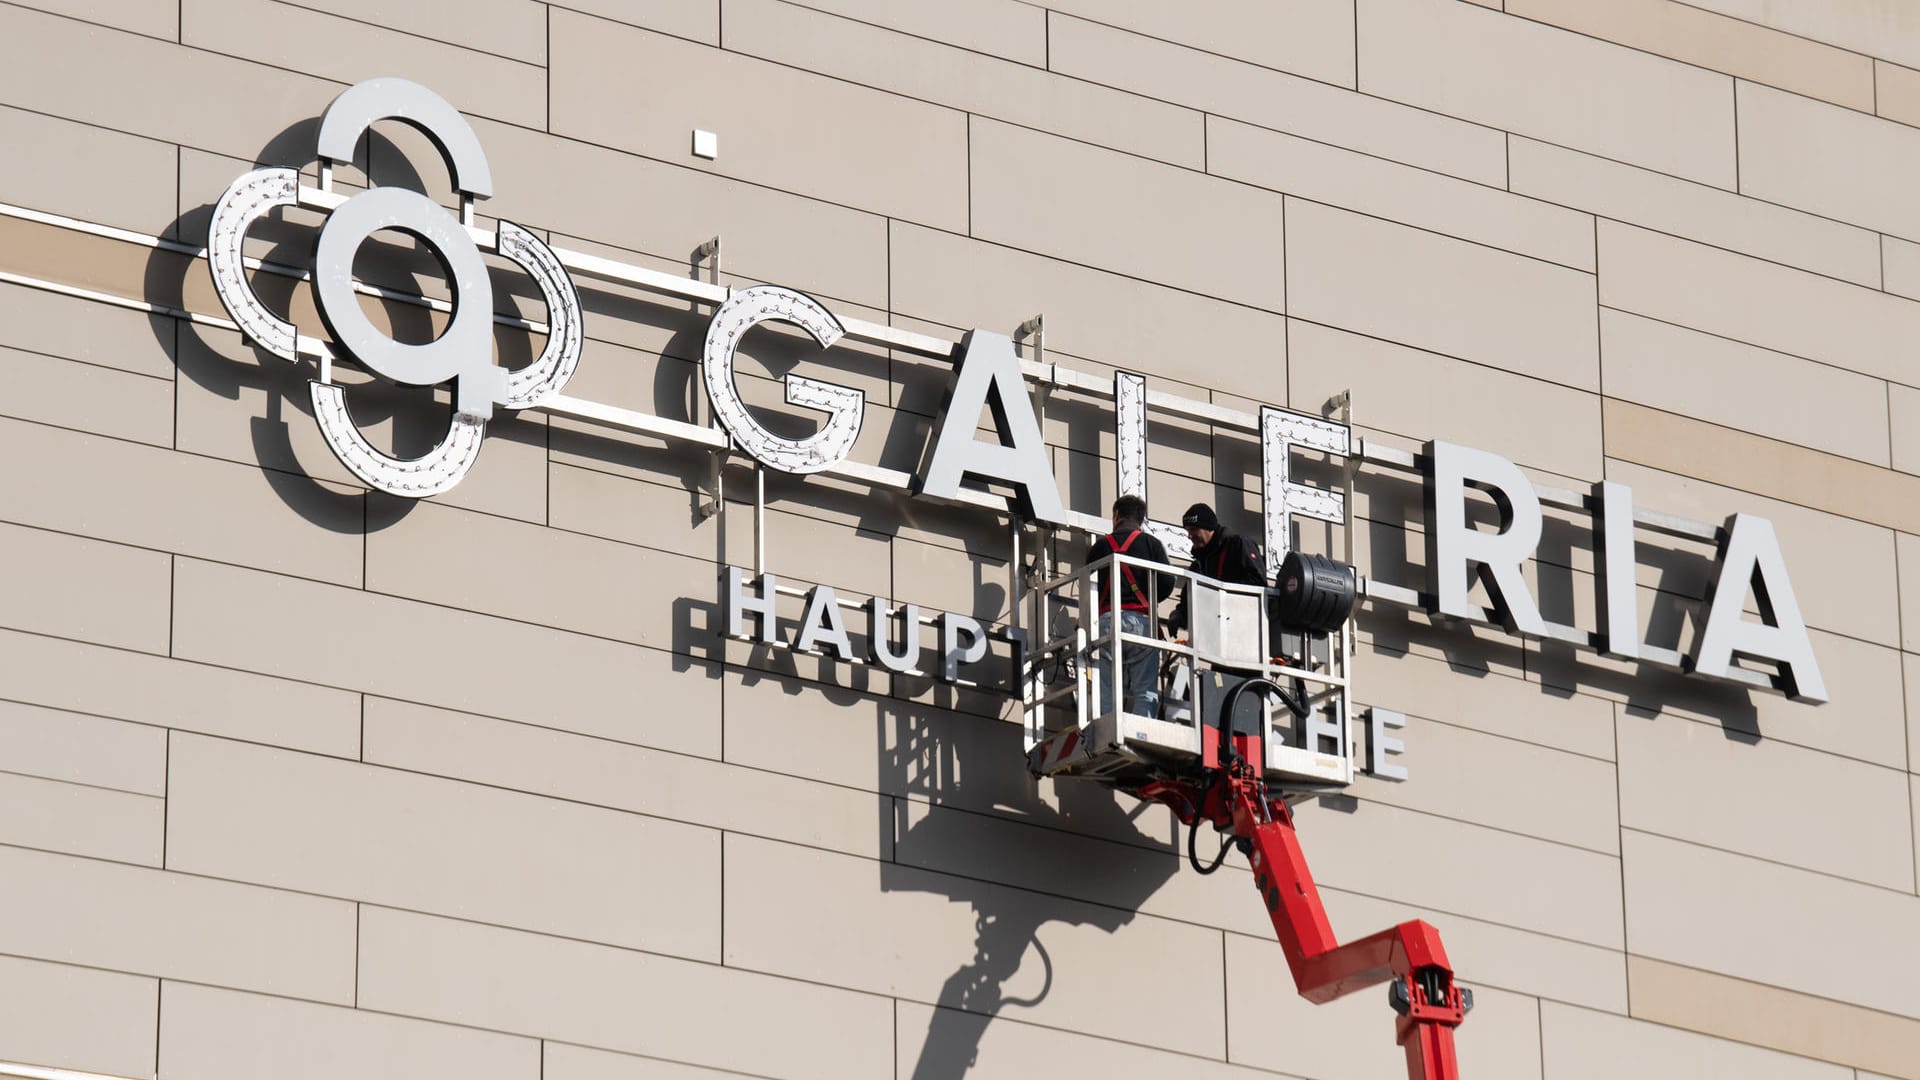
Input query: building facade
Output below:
<box><xmin>0</xmin><ymin>1</ymin><xmax>1916</xmax><ymax>1078</ymax></box>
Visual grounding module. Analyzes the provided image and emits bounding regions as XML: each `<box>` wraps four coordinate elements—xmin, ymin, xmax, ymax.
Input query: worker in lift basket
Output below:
<box><xmin>1167</xmin><ymin>501</ymin><xmax>1267</xmax><ymax>639</ymax></box>
<box><xmin>1084</xmin><ymin>493</ymin><xmax>1174</xmax><ymax>717</ymax></box>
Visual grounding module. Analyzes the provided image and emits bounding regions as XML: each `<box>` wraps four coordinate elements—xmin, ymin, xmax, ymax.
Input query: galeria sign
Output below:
<box><xmin>203</xmin><ymin>78</ymin><xmax>1827</xmax><ymax>705</ymax></box>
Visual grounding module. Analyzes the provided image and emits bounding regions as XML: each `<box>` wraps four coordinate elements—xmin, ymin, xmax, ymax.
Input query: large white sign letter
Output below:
<box><xmin>1689</xmin><ymin>514</ymin><xmax>1826</xmax><ymax>703</ymax></box>
<box><xmin>1425</xmin><ymin>441</ymin><xmax>1546</xmax><ymax>636</ymax></box>
<box><xmin>919</xmin><ymin>329</ymin><xmax>1067</xmax><ymax>524</ymax></box>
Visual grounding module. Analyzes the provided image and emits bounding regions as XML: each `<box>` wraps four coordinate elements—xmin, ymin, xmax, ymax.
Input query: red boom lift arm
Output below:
<box><xmin>1133</xmin><ymin>678</ymin><xmax>1470</xmax><ymax>1080</ymax></box>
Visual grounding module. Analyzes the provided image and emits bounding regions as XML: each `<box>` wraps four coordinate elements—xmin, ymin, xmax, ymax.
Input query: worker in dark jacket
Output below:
<box><xmin>1168</xmin><ymin>502</ymin><xmax>1266</xmax><ymax>635</ymax></box>
<box><xmin>1083</xmin><ymin>493</ymin><xmax>1174</xmax><ymax>717</ymax></box>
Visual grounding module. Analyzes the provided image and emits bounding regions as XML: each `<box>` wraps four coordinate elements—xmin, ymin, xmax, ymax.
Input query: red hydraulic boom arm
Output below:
<box><xmin>1134</xmin><ymin>678</ymin><xmax>1470</xmax><ymax>1080</ymax></box>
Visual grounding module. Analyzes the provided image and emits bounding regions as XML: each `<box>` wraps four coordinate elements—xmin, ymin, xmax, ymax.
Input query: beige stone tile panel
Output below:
<box><xmin>1685</xmin><ymin>0</ymin><xmax>1920</xmax><ymax>70</ymax></box>
<box><xmin>1210</xmin><ymin>119</ymin><xmax>1593</xmax><ymax>271</ymax></box>
<box><xmin>182</xmin><ymin>0</ymin><xmax>544</xmax><ymax>129</ymax></box>
<box><xmin>1603</xmin><ymin>397</ymin><xmax>1920</xmax><ymax>534</ymax></box>
<box><xmin>721</xmin><ymin>661</ymin><xmax>1029</xmax><ymax>795</ymax></box>
<box><xmin>1</xmin><ymin>346</ymin><xmax>173</xmax><ymax>448</ymax></box>
<box><xmin>1888</xmin><ymin>383</ymin><xmax>1920</xmax><ymax>476</ymax></box>
<box><xmin>1290</xmin><ymin>798</ymin><xmax>1623</xmax><ymax>947</ymax></box>
<box><xmin>278</xmin><ymin>0</ymin><xmax>547</xmax><ymax>65</ymax></box>
<box><xmin>362</xmin><ymin>696</ymin><xmax>887</xmax><ymax>860</ymax></box>
<box><xmin>772</xmin><ymin>0</ymin><xmax>1044</xmax><ymax>64</ymax></box>
<box><xmin>1721</xmin><ymin>631</ymin><xmax>1901</xmax><ymax>770</ymax></box>
<box><xmin>0</xmin><ymin>843</ymin><xmax>355</xmax><ymax>1002</ymax></box>
<box><xmin>970</xmin><ymin>119</ymin><xmax>1279</xmax><ymax>310</ymax></box>
<box><xmin>1899</xmin><ymin>535</ymin><xmax>1920</xmax><ymax>654</ymax></box>
<box><xmin>1226</xmin><ymin>933</ymin><xmax>1543</xmax><ymax>1080</ymax></box>
<box><xmin>0</xmin><ymin>418</ymin><xmax>364</xmax><ymax>586</ymax></box>
<box><xmin>1604</xmin><ymin>221</ymin><xmax>1920</xmax><ymax>383</ymax></box>
<box><xmin>0</xmin><ymin>522</ymin><xmax>170</xmax><ymax>655</ymax></box>
<box><xmin>895</xmin><ymin>796</ymin><xmax>1627</xmax><ymax>1010</ymax></box>
<box><xmin>1321</xmin><ymin>885</ymin><xmax>1628</xmax><ymax>1013</ymax></box>
<box><xmin>1510</xmin><ymin>137</ymin><xmax>1879</xmax><ymax>288</ymax></box>
<box><xmin>174</xmin><ymin>555</ymin><xmax>720</xmax><ymax>755</ymax></box>
<box><xmin>1354</xmin><ymin>636</ymin><xmax>1616</xmax><ymax>760</ymax></box>
<box><xmin>1542</xmin><ymin>998</ymin><xmax>1850</xmax><ymax>1080</ymax></box>
<box><xmin>0</xmin><ymin>771</ymin><xmax>163</xmax><ymax>866</ymax></box>
<box><xmin>1048</xmin><ymin>14</ymin><xmax>1505</xmax><ymax>186</ymax></box>
<box><xmin>894</xmin><ymin>796</ymin><xmax>1262</xmax><ymax>936</ymax></box>
<box><xmin>720</xmin><ymin>669</ymin><xmax>1164</xmax><ymax>852</ymax></box>
<box><xmin>1358</xmin><ymin>0</ymin><xmax>1737</xmax><ymax>187</ymax></box>
<box><xmin>550</xmin><ymin>0</ymin><xmax>716</xmax><ymax>43</ymax></box>
<box><xmin>357</xmin><ymin>906</ymin><xmax>893</xmax><ymax>1080</ymax></box>
<box><xmin>723</xmin><ymin>832</ymin><xmax>1225</xmax><ymax>1057</ymax></box>
<box><xmin>890</xmin><ymin>222</ymin><xmax>1288</xmax><ymax>402</ymax></box>
<box><xmin>1287</xmin><ymin>199</ymin><xmax>1600</xmax><ymax>390</ymax></box>
<box><xmin>0</xmin><ymin>955</ymin><xmax>154</xmax><ymax>1079</ymax></box>
<box><xmin>1603</xmin><ymin>458</ymin><xmax>1901</xmax><ymax>654</ymax></box>
<box><xmin>1288</xmin><ymin>321</ymin><xmax>1601</xmax><ymax>481</ymax></box>
<box><xmin>1885</xmin><ymin>235</ymin><xmax>1920</xmax><ymax>301</ymax></box>
<box><xmin>0</xmin><ymin>4</ymin><xmax>341</xmax><ymax>165</ymax></box>
<box><xmin>1618</xmin><ymin>710</ymin><xmax>1914</xmax><ymax>889</ymax></box>
<box><xmin>159</xmin><ymin>980</ymin><xmax>539</xmax><ymax>1080</ymax></box>
<box><xmin>549</xmin><ymin>10</ymin><xmax>966</xmax><ymax>231</ymax></box>
<box><xmin>1626</xmin><ymin>956</ymin><xmax>1920</xmax><ymax>1080</ymax></box>
<box><xmin>1535</xmin><ymin>624</ymin><xmax>1904</xmax><ymax>773</ymax></box>
<box><xmin>1043</xmin><ymin>0</ymin><xmax>1356</xmax><ymax>87</ymax></box>
<box><xmin>0</xmin><ymin>216</ymin><xmax>222</xmax><ymax>349</ymax></box>
<box><xmin>0</xmin><ymin>701</ymin><xmax>165</xmax><ymax>796</ymax></box>
<box><xmin>1877</xmin><ymin>59</ymin><xmax>1920</xmax><ymax>128</ymax></box>
<box><xmin>470</xmin><ymin>120</ymin><xmax>890</xmax><ymax>310</ymax></box>
<box><xmin>167</xmin><ymin>734</ymin><xmax>720</xmax><ymax>957</ymax></box>
<box><xmin>0</xmin><ymin>627</ymin><xmax>362</xmax><ymax>759</ymax></box>
<box><xmin>365</xmin><ymin>499</ymin><xmax>719</xmax><ymax>654</ymax></box>
<box><xmin>726</xmin><ymin>0</ymin><xmax>1202</xmax><ymax>167</ymax></box>
<box><xmin>0</xmin><ymin>104</ymin><xmax>178</xmax><ymax>236</ymax></box>
<box><xmin>1236</xmin><ymin>127</ymin><xmax>1582</xmax><ymax>276</ymax></box>
<box><xmin>0</xmin><ymin>281</ymin><xmax>171</xmax><ymax>380</ymax></box>
<box><xmin>1602</xmin><ymin>309</ymin><xmax>1890</xmax><ymax>465</ymax></box>
<box><xmin>544</xmin><ymin>1043</ymin><xmax>777</xmax><ymax>1080</ymax></box>
<box><xmin>1346</xmin><ymin>715</ymin><xmax>1619</xmax><ymax>854</ymax></box>
<box><xmin>895</xmin><ymin>1000</ymin><xmax>1293</xmax><ymax>1080</ymax></box>
<box><xmin>1738</xmin><ymin>81</ymin><xmax>1920</xmax><ymax>241</ymax></box>
<box><xmin>891</xmin><ymin>533</ymin><xmax>1012</xmax><ymax>624</ymax></box>
<box><xmin>1623</xmin><ymin>830</ymin><xmax>1920</xmax><ymax>1019</ymax></box>
<box><xmin>1508</xmin><ymin>0</ymin><xmax>1874</xmax><ymax>111</ymax></box>
<box><xmin>549</xmin><ymin>463</ymin><xmax>896</xmax><ymax>604</ymax></box>
<box><xmin>14</xmin><ymin>0</ymin><xmax>177</xmax><ymax>39</ymax></box>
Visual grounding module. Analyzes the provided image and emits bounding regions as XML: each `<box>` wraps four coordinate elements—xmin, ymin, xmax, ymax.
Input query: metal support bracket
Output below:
<box><xmin>695</xmin><ymin>236</ymin><xmax>722</xmax><ymax>286</ymax></box>
<box><xmin>696</xmin><ymin>235</ymin><xmax>727</xmax><ymax>519</ymax></box>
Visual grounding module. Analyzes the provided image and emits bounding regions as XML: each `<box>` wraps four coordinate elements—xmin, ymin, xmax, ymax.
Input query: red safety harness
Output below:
<box><xmin>1102</xmin><ymin>529</ymin><xmax>1152</xmax><ymax>613</ymax></box>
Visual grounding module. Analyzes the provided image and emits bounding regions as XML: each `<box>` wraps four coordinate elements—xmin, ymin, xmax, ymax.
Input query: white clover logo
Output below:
<box><xmin>206</xmin><ymin>78</ymin><xmax>582</xmax><ymax>497</ymax></box>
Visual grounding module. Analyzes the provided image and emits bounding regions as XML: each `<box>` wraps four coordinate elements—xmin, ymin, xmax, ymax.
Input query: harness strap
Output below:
<box><xmin>1107</xmin><ymin>529</ymin><xmax>1150</xmax><ymax>612</ymax></box>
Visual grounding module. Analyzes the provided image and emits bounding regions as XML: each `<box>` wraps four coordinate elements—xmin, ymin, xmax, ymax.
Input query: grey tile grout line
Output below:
<box><xmin>152</xmin><ymin>979</ymin><xmax>162</xmax><ymax>1078</ymax></box>
<box><xmin>1732</xmin><ymin>77</ymin><xmax>1742</xmax><ymax>193</ymax></box>
<box><xmin>1220</xmin><ymin>929</ymin><xmax>1230</xmax><ymax>1063</ymax></box>
<box><xmin>1612</xmin><ymin>703</ymin><xmax>1630</xmax><ymax>1018</ymax></box>
<box><xmin>1900</xmin><ymin>532</ymin><xmax>1918</xmax><ymax>897</ymax></box>
<box><xmin>160</xmin><ymin>728</ymin><xmax>171</xmax><ymax>869</ymax></box>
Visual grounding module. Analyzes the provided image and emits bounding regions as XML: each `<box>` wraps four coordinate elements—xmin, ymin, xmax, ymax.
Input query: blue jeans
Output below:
<box><xmin>1093</xmin><ymin>610</ymin><xmax>1159</xmax><ymax>717</ymax></box>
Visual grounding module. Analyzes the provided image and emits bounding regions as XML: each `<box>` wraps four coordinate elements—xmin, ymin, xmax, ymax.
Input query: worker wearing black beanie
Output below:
<box><xmin>1170</xmin><ymin>502</ymin><xmax>1265</xmax><ymax>634</ymax></box>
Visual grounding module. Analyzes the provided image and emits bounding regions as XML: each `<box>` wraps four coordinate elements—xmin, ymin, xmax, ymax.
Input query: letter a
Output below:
<box><xmin>1689</xmin><ymin>514</ymin><xmax>1826</xmax><ymax>703</ymax></box>
<box><xmin>919</xmin><ymin>329</ymin><xmax>1067</xmax><ymax>525</ymax></box>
